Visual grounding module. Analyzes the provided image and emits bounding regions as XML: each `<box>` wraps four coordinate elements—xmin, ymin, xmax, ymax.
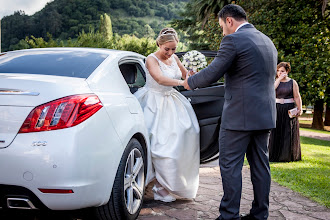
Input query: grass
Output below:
<box><xmin>301</xmin><ymin>113</ymin><xmax>313</xmax><ymax>118</ymax></box>
<box><xmin>300</xmin><ymin>127</ymin><xmax>330</xmax><ymax>134</ymax></box>
<box><xmin>269</xmin><ymin>136</ymin><xmax>330</xmax><ymax>207</ymax></box>
<box><xmin>298</xmin><ymin>115</ymin><xmax>330</xmax><ymax>131</ymax></box>
<box><xmin>299</xmin><ymin>120</ymin><xmax>312</xmax><ymax>124</ymax></box>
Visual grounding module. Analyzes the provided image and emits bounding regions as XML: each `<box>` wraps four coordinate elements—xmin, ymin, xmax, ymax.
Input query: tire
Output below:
<box><xmin>95</xmin><ymin>138</ymin><xmax>146</xmax><ymax>220</ymax></box>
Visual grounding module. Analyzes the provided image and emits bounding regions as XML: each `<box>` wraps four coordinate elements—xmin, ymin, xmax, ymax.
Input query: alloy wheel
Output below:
<box><xmin>124</xmin><ymin>148</ymin><xmax>145</xmax><ymax>214</ymax></box>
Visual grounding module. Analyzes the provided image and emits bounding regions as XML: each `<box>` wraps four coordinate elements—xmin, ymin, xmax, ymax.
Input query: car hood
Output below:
<box><xmin>0</xmin><ymin>73</ymin><xmax>92</xmax><ymax>148</ymax></box>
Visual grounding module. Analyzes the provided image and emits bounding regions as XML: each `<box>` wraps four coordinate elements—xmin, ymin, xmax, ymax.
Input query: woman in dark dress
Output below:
<box><xmin>269</xmin><ymin>62</ymin><xmax>302</xmax><ymax>162</ymax></box>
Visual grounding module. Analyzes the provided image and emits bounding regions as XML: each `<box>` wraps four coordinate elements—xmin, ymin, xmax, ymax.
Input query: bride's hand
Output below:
<box><xmin>187</xmin><ymin>70</ymin><xmax>196</xmax><ymax>77</ymax></box>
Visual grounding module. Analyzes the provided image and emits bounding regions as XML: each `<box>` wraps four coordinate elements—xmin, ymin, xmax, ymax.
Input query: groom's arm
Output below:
<box><xmin>187</xmin><ymin>35</ymin><xmax>237</xmax><ymax>90</ymax></box>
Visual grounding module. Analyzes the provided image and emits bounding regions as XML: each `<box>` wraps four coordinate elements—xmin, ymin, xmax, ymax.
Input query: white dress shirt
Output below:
<box><xmin>235</xmin><ymin>22</ymin><xmax>249</xmax><ymax>32</ymax></box>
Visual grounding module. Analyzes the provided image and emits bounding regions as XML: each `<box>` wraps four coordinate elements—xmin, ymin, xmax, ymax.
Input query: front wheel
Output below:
<box><xmin>95</xmin><ymin>138</ymin><xmax>146</xmax><ymax>220</ymax></box>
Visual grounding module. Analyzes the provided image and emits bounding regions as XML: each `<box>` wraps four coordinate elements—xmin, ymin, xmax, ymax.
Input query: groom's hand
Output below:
<box><xmin>183</xmin><ymin>78</ymin><xmax>191</xmax><ymax>90</ymax></box>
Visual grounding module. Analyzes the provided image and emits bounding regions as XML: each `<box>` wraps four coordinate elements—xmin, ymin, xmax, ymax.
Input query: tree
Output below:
<box><xmin>324</xmin><ymin>85</ymin><xmax>330</xmax><ymax>126</ymax></box>
<box><xmin>203</xmin><ymin>14</ymin><xmax>223</xmax><ymax>50</ymax></box>
<box><xmin>322</xmin><ymin>0</ymin><xmax>329</xmax><ymax>16</ymax></box>
<box><xmin>1</xmin><ymin>0</ymin><xmax>185</xmax><ymax>52</ymax></box>
<box><xmin>236</xmin><ymin>0</ymin><xmax>330</xmax><ymax>130</ymax></box>
<box><xmin>172</xmin><ymin>0</ymin><xmax>232</xmax><ymax>50</ymax></box>
<box><xmin>324</xmin><ymin>105</ymin><xmax>330</xmax><ymax>126</ymax></box>
<box><xmin>176</xmin><ymin>0</ymin><xmax>329</xmax><ymax>129</ymax></box>
<box><xmin>171</xmin><ymin>1</ymin><xmax>210</xmax><ymax>50</ymax></box>
<box><xmin>320</xmin><ymin>0</ymin><xmax>330</xmax><ymax>127</ymax></box>
<box><xmin>1</xmin><ymin>11</ymin><xmax>33</xmax><ymax>51</ymax></box>
<box><xmin>143</xmin><ymin>24</ymin><xmax>155</xmax><ymax>39</ymax></box>
<box><xmin>194</xmin><ymin>0</ymin><xmax>232</xmax><ymax>28</ymax></box>
<box><xmin>99</xmin><ymin>13</ymin><xmax>113</xmax><ymax>40</ymax></box>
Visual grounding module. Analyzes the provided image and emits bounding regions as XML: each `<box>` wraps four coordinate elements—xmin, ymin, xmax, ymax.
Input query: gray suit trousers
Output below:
<box><xmin>218</xmin><ymin>128</ymin><xmax>271</xmax><ymax>220</ymax></box>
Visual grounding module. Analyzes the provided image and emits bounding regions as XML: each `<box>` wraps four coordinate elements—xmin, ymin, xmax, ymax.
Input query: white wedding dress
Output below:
<box><xmin>134</xmin><ymin>53</ymin><xmax>200</xmax><ymax>198</ymax></box>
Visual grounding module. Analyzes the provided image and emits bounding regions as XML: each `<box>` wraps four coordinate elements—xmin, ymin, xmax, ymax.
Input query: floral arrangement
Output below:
<box><xmin>181</xmin><ymin>50</ymin><xmax>207</xmax><ymax>72</ymax></box>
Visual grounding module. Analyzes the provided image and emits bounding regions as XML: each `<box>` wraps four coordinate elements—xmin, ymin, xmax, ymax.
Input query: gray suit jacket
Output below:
<box><xmin>188</xmin><ymin>24</ymin><xmax>277</xmax><ymax>131</ymax></box>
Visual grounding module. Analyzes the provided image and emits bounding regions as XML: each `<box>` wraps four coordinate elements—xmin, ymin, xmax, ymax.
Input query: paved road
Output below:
<box><xmin>138</xmin><ymin>130</ymin><xmax>329</xmax><ymax>219</ymax></box>
<box><xmin>138</xmin><ymin>165</ymin><xmax>330</xmax><ymax>220</ymax></box>
<box><xmin>1</xmin><ymin>131</ymin><xmax>328</xmax><ymax>220</ymax></box>
<box><xmin>2</xmin><ymin>164</ymin><xmax>328</xmax><ymax>220</ymax></box>
<box><xmin>300</xmin><ymin>130</ymin><xmax>330</xmax><ymax>141</ymax></box>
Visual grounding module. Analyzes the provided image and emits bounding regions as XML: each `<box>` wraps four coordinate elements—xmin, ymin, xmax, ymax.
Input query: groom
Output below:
<box><xmin>183</xmin><ymin>4</ymin><xmax>277</xmax><ymax>220</ymax></box>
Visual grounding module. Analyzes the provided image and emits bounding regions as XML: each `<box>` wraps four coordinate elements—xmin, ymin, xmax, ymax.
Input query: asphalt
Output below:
<box><xmin>138</xmin><ymin>131</ymin><xmax>330</xmax><ymax>220</ymax></box>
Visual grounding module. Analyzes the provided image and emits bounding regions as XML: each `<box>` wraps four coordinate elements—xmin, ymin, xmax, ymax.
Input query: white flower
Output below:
<box><xmin>182</xmin><ymin>50</ymin><xmax>208</xmax><ymax>71</ymax></box>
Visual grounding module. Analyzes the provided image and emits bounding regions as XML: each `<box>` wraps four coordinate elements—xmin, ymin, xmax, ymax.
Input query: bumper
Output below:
<box><xmin>0</xmin><ymin>109</ymin><xmax>124</xmax><ymax>210</ymax></box>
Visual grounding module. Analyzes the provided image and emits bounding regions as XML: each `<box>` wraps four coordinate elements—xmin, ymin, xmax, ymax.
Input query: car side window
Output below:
<box><xmin>119</xmin><ymin>63</ymin><xmax>146</xmax><ymax>94</ymax></box>
<box><xmin>134</xmin><ymin>67</ymin><xmax>146</xmax><ymax>87</ymax></box>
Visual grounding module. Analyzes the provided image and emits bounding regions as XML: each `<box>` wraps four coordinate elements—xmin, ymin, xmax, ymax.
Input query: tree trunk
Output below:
<box><xmin>324</xmin><ymin>104</ymin><xmax>330</xmax><ymax>126</ymax></box>
<box><xmin>312</xmin><ymin>99</ymin><xmax>324</xmax><ymax>130</ymax></box>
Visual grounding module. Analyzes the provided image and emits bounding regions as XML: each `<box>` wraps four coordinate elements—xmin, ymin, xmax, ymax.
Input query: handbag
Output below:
<box><xmin>288</xmin><ymin>107</ymin><xmax>298</xmax><ymax>118</ymax></box>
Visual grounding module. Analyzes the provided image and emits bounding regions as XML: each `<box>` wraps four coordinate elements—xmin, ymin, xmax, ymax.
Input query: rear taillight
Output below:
<box><xmin>39</xmin><ymin>188</ymin><xmax>74</xmax><ymax>194</ymax></box>
<box><xmin>18</xmin><ymin>94</ymin><xmax>103</xmax><ymax>133</ymax></box>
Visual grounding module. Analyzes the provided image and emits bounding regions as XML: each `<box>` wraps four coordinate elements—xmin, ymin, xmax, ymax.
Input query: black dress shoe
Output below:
<box><xmin>240</xmin><ymin>213</ymin><xmax>257</xmax><ymax>220</ymax></box>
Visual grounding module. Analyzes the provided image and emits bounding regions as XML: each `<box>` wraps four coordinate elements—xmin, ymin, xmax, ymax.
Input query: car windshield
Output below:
<box><xmin>0</xmin><ymin>50</ymin><xmax>108</xmax><ymax>78</ymax></box>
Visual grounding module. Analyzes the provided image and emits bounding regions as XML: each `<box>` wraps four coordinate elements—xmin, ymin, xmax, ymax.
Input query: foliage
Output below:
<box><xmin>20</xmin><ymin>30</ymin><xmax>158</xmax><ymax>57</ymax></box>
<box><xmin>237</xmin><ymin>0</ymin><xmax>330</xmax><ymax>106</ymax></box>
<box><xmin>99</xmin><ymin>13</ymin><xmax>113</xmax><ymax>40</ymax></box>
<box><xmin>270</xmin><ymin>136</ymin><xmax>330</xmax><ymax>207</ymax></box>
<box><xmin>203</xmin><ymin>14</ymin><xmax>223</xmax><ymax>50</ymax></box>
<box><xmin>174</xmin><ymin>0</ymin><xmax>329</xmax><ymax>128</ymax></box>
<box><xmin>171</xmin><ymin>2</ymin><xmax>209</xmax><ymax>50</ymax></box>
<box><xmin>194</xmin><ymin>0</ymin><xmax>232</xmax><ymax>27</ymax></box>
<box><xmin>1</xmin><ymin>0</ymin><xmax>189</xmax><ymax>52</ymax></box>
<box><xmin>144</xmin><ymin>24</ymin><xmax>156</xmax><ymax>39</ymax></box>
<box><xmin>300</xmin><ymin>128</ymin><xmax>330</xmax><ymax>135</ymax></box>
<box><xmin>175</xmin><ymin>0</ymin><xmax>329</xmax><ymax>106</ymax></box>
<box><xmin>111</xmin><ymin>34</ymin><xmax>158</xmax><ymax>56</ymax></box>
<box><xmin>11</xmin><ymin>6</ymin><xmax>190</xmax><ymax>57</ymax></box>
<box><xmin>172</xmin><ymin>0</ymin><xmax>233</xmax><ymax>50</ymax></box>
<box><xmin>18</xmin><ymin>13</ymin><xmax>158</xmax><ymax>57</ymax></box>
<box><xmin>234</xmin><ymin>0</ymin><xmax>329</xmax><ymax>129</ymax></box>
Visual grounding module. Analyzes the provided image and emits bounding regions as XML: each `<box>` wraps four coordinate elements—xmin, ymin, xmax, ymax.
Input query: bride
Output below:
<box><xmin>134</xmin><ymin>27</ymin><xmax>200</xmax><ymax>202</ymax></box>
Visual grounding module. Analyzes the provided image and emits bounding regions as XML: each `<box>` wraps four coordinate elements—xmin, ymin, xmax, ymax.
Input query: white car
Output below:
<box><xmin>0</xmin><ymin>48</ymin><xmax>224</xmax><ymax>219</ymax></box>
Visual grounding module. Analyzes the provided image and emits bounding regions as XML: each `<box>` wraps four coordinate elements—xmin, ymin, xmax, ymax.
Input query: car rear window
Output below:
<box><xmin>0</xmin><ymin>50</ymin><xmax>108</xmax><ymax>78</ymax></box>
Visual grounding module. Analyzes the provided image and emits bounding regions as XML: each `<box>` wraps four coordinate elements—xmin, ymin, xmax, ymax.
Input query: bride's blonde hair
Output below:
<box><xmin>156</xmin><ymin>28</ymin><xmax>179</xmax><ymax>47</ymax></box>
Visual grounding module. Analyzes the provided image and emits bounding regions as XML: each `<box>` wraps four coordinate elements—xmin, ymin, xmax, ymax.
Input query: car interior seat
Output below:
<box><xmin>119</xmin><ymin>64</ymin><xmax>139</xmax><ymax>94</ymax></box>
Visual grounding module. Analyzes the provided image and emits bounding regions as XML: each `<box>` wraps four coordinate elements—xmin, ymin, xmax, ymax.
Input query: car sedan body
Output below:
<box><xmin>0</xmin><ymin>48</ymin><xmax>149</xmax><ymax>219</ymax></box>
<box><xmin>0</xmin><ymin>48</ymin><xmax>225</xmax><ymax>219</ymax></box>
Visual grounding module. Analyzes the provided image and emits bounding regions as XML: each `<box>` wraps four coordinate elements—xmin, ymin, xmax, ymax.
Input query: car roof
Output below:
<box><xmin>2</xmin><ymin>47</ymin><xmax>143</xmax><ymax>57</ymax></box>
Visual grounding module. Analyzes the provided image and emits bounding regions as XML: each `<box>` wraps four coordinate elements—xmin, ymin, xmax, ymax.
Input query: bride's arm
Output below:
<box><xmin>173</xmin><ymin>54</ymin><xmax>188</xmax><ymax>79</ymax></box>
<box><xmin>146</xmin><ymin>56</ymin><xmax>184</xmax><ymax>86</ymax></box>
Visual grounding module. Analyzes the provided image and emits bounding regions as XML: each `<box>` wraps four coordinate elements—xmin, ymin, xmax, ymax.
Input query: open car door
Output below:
<box><xmin>178</xmin><ymin>83</ymin><xmax>224</xmax><ymax>163</ymax></box>
<box><xmin>177</xmin><ymin>51</ymin><xmax>225</xmax><ymax>163</ymax></box>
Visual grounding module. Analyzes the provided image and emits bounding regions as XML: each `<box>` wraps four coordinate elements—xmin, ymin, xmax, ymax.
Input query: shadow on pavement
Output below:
<box><xmin>0</xmin><ymin>208</ymin><xmax>94</xmax><ymax>220</ymax></box>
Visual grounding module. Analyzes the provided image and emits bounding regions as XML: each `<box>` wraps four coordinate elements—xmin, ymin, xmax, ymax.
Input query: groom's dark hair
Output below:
<box><xmin>218</xmin><ymin>4</ymin><xmax>247</xmax><ymax>23</ymax></box>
